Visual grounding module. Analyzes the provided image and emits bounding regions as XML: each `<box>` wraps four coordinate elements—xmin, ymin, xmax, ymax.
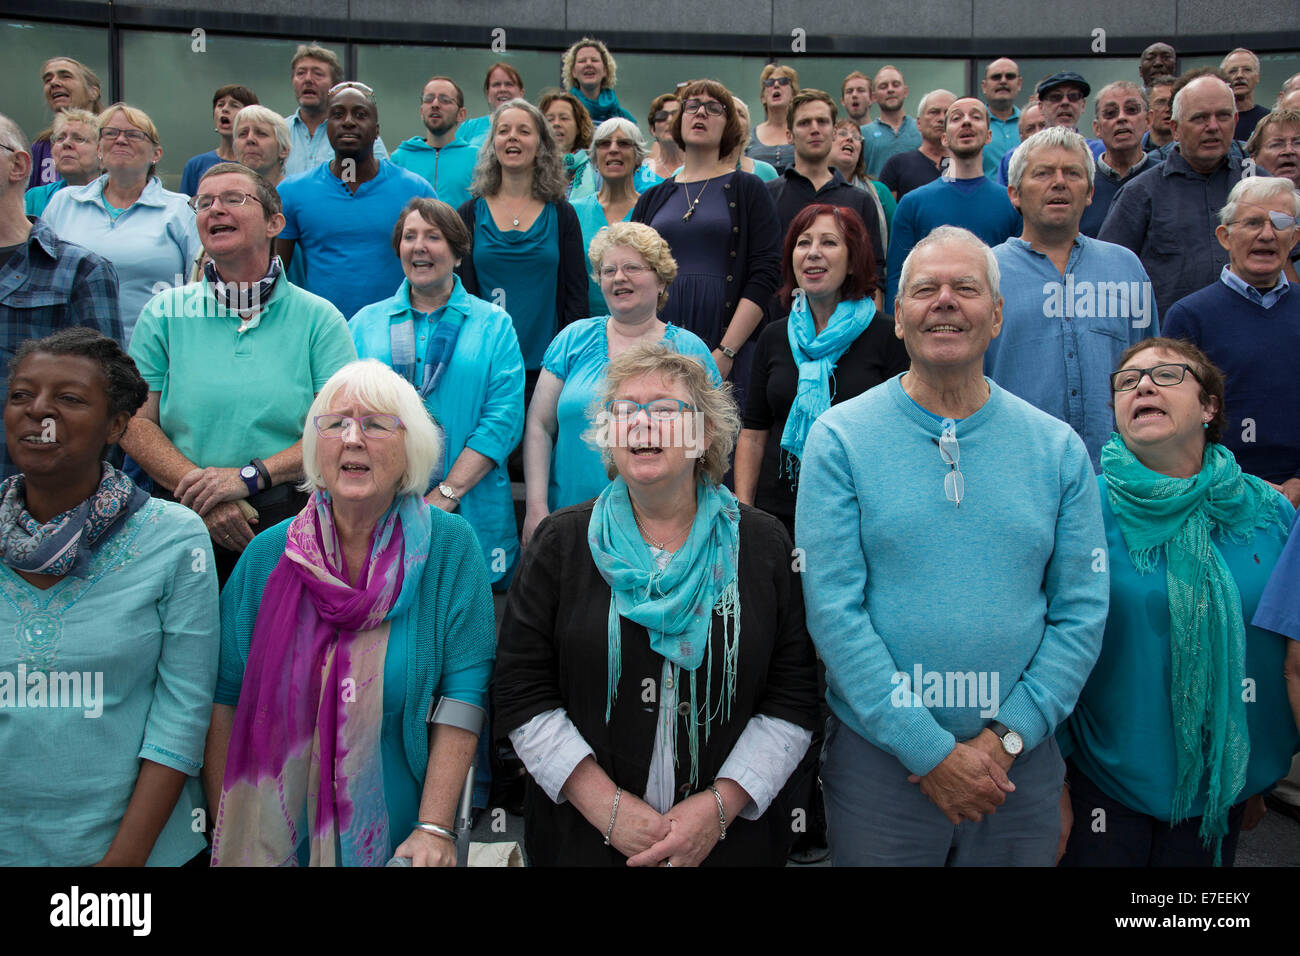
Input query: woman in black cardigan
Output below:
<box><xmin>495</xmin><ymin>343</ymin><xmax>819</xmax><ymax>866</ymax></box>
<box><xmin>631</xmin><ymin>79</ymin><xmax>782</xmax><ymax>414</ymax></box>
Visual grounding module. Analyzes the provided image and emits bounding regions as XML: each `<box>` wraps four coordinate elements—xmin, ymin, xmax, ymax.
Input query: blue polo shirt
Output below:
<box><xmin>283</xmin><ymin>109</ymin><xmax>390</xmax><ymax>178</ymax></box>
<box><xmin>390</xmin><ymin>135</ymin><xmax>478</xmax><ymax>209</ymax></box>
<box><xmin>983</xmin><ymin>104</ymin><xmax>1020</xmax><ymax>177</ymax></box>
<box><xmin>861</xmin><ymin>115</ymin><xmax>921</xmax><ymax>178</ymax></box>
<box><xmin>278</xmin><ymin>160</ymin><xmax>435</xmax><ymax>321</ymax></box>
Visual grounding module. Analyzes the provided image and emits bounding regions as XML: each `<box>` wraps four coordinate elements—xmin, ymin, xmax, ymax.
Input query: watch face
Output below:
<box><xmin>240</xmin><ymin>466</ymin><xmax>258</xmax><ymax>479</ymax></box>
<box><xmin>1003</xmin><ymin>731</ymin><xmax>1024</xmax><ymax>755</ymax></box>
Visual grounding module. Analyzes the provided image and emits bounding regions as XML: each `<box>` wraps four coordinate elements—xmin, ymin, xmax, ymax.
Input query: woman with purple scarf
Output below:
<box><xmin>204</xmin><ymin>360</ymin><xmax>496</xmax><ymax>866</ymax></box>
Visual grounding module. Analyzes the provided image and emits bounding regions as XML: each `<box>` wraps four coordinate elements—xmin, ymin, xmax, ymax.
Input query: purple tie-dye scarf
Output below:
<box><xmin>211</xmin><ymin>491</ymin><xmax>431</xmax><ymax>866</ymax></box>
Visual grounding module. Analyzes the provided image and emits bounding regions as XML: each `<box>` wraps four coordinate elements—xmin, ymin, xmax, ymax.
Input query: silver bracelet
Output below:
<box><xmin>709</xmin><ymin>785</ymin><xmax>727</xmax><ymax>841</ymax></box>
<box><xmin>604</xmin><ymin>787</ymin><xmax>623</xmax><ymax>845</ymax></box>
<box><xmin>413</xmin><ymin>820</ymin><xmax>457</xmax><ymax>843</ymax></box>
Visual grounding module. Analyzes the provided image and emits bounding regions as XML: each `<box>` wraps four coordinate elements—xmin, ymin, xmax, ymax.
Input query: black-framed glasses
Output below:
<box><xmin>682</xmin><ymin>98</ymin><xmax>727</xmax><ymax>117</ymax></box>
<box><xmin>763</xmin><ymin>76</ymin><xmax>793</xmax><ymax>88</ymax></box>
<box><xmin>99</xmin><ymin>127</ymin><xmax>153</xmax><ymax>143</ymax></box>
<box><xmin>987</xmin><ymin>72</ymin><xmax>1019</xmax><ymax>81</ymax></box>
<box><xmin>652</xmin><ymin>109</ymin><xmax>680</xmax><ymax>125</ymax></box>
<box><xmin>934</xmin><ymin>422</ymin><xmax>963</xmax><ymax>508</ymax></box>
<box><xmin>0</xmin><ymin>143</ymin><xmax>15</xmax><ymax>155</ymax></box>
<box><xmin>1226</xmin><ymin>211</ymin><xmax>1298</xmax><ymax>233</ymax></box>
<box><xmin>1110</xmin><ymin>363</ymin><xmax>1204</xmax><ymax>393</ymax></box>
<box><xmin>313</xmin><ymin>413</ymin><xmax>404</xmax><ymax>438</ymax></box>
<box><xmin>189</xmin><ymin>190</ymin><xmax>265</xmax><ymax>212</ymax></box>
<box><xmin>605</xmin><ymin>398</ymin><xmax>695</xmax><ymax>422</ymax></box>
<box><xmin>1042</xmin><ymin>89</ymin><xmax>1085</xmax><ymax>104</ymax></box>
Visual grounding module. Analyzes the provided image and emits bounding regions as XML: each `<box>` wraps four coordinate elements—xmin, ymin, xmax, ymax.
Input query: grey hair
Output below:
<box><xmin>1171</xmin><ymin>76</ymin><xmax>1233</xmax><ymax>124</ymax></box>
<box><xmin>917</xmin><ymin>89</ymin><xmax>955</xmax><ymax>117</ymax></box>
<box><xmin>1094</xmin><ymin>81</ymin><xmax>1147</xmax><ymax>116</ymax></box>
<box><xmin>233</xmin><ymin>105</ymin><xmax>292</xmax><ymax>157</ymax></box>
<box><xmin>895</xmin><ymin>225</ymin><xmax>1002</xmax><ymax>312</ymax></box>
<box><xmin>1008</xmin><ymin>125</ymin><xmax>1095</xmax><ymax>190</ymax></box>
<box><xmin>587</xmin><ymin>117</ymin><xmax>648</xmax><ymax>168</ymax></box>
<box><xmin>469</xmin><ymin>98</ymin><xmax>567</xmax><ymax>204</ymax></box>
<box><xmin>300</xmin><ymin>359</ymin><xmax>441</xmax><ymax>497</ymax></box>
<box><xmin>1220</xmin><ymin>48</ymin><xmax>1260</xmax><ymax>72</ymax></box>
<box><xmin>1219</xmin><ymin>176</ymin><xmax>1300</xmax><ymax>226</ymax></box>
<box><xmin>0</xmin><ymin>113</ymin><xmax>30</xmax><ymax>155</ymax></box>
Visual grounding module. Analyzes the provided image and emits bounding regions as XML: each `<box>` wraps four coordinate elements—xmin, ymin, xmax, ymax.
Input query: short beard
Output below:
<box><xmin>424</xmin><ymin>118</ymin><xmax>458</xmax><ymax>138</ymax></box>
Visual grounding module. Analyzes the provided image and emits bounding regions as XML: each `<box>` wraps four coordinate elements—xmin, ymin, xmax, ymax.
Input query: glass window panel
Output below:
<box><xmin>0</xmin><ymin>20</ymin><xmax>108</xmax><ymax>157</ymax></box>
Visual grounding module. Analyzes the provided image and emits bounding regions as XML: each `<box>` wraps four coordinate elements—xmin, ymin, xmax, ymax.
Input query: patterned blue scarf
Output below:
<box><xmin>389</xmin><ymin>280</ymin><xmax>467</xmax><ymax>399</ymax></box>
<box><xmin>780</xmin><ymin>295</ymin><xmax>875</xmax><ymax>478</ymax></box>
<box><xmin>587</xmin><ymin>477</ymin><xmax>741</xmax><ymax>786</ymax></box>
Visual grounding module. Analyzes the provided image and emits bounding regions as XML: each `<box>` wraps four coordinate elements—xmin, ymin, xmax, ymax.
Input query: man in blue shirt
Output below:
<box><xmin>1162</xmin><ymin>176</ymin><xmax>1300</xmax><ymax>506</ymax></box>
<box><xmin>275</xmin><ymin>85</ymin><xmax>435</xmax><ymax>320</ymax></box>
<box><xmin>0</xmin><ymin>113</ymin><xmax>123</xmax><ymax>478</ymax></box>
<box><xmin>885</xmin><ymin>98</ymin><xmax>1021</xmax><ymax>305</ymax></box>
<box><xmin>998</xmin><ymin>72</ymin><xmax>1104</xmax><ymax>186</ymax></box>
<box><xmin>1080</xmin><ymin>82</ymin><xmax>1157</xmax><ymax>238</ymax></box>
<box><xmin>390</xmin><ymin>76</ymin><xmax>477</xmax><ymax>210</ymax></box>
<box><xmin>861</xmin><ymin>66</ymin><xmax>922</xmax><ymax>177</ymax></box>
<box><xmin>981</xmin><ymin>57</ymin><xmax>1022</xmax><ymax>177</ymax></box>
<box><xmin>988</xmin><ymin>127</ymin><xmax>1157</xmax><ymax>471</ymax></box>
<box><xmin>1141</xmin><ymin>75</ymin><xmax>1176</xmax><ymax>153</ymax></box>
<box><xmin>283</xmin><ymin>44</ymin><xmax>388</xmax><ymax>178</ymax></box>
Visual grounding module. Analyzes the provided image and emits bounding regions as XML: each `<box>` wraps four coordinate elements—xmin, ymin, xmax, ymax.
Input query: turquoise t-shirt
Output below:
<box><xmin>571</xmin><ymin>193</ymin><xmax>634</xmax><ymax>319</ymax></box>
<box><xmin>541</xmin><ymin>316</ymin><xmax>719</xmax><ymax>510</ymax></box>
<box><xmin>473</xmin><ymin>198</ymin><xmax>559</xmax><ymax>370</ymax></box>
<box><xmin>1061</xmin><ymin>484</ymin><xmax>1299</xmax><ymax>820</ymax></box>
<box><xmin>130</xmin><ymin>276</ymin><xmax>358</xmax><ymax>467</ymax></box>
<box><xmin>24</xmin><ymin>179</ymin><xmax>65</xmax><ymax>217</ymax></box>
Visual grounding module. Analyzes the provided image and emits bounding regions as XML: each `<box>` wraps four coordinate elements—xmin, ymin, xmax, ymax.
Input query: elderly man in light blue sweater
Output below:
<box><xmin>796</xmin><ymin>226</ymin><xmax>1109</xmax><ymax>866</ymax></box>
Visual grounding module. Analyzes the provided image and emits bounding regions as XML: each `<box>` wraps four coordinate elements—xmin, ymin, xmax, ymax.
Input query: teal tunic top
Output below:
<box><xmin>571</xmin><ymin>193</ymin><xmax>634</xmax><ymax>318</ymax></box>
<box><xmin>349</xmin><ymin>275</ymin><xmax>526</xmax><ymax>584</ymax></box>
<box><xmin>1060</xmin><ymin>482</ymin><xmax>1299</xmax><ymax>820</ymax></box>
<box><xmin>472</xmin><ymin>197</ymin><xmax>560</xmax><ymax>370</ymax></box>
<box><xmin>541</xmin><ymin>316</ymin><xmax>719</xmax><ymax>511</ymax></box>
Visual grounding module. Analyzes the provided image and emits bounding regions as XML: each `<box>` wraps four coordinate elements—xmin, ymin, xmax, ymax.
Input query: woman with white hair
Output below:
<box><xmin>205</xmin><ymin>359</ymin><xmax>497</xmax><ymax>866</ymax></box>
<box><xmin>562</xmin><ymin>36</ymin><xmax>636</xmax><ymax>126</ymax></box>
<box><xmin>232</xmin><ymin>105</ymin><xmax>291</xmax><ymax>187</ymax></box>
<box><xmin>572</xmin><ymin>118</ymin><xmax>650</xmax><ymax>316</ymax></box>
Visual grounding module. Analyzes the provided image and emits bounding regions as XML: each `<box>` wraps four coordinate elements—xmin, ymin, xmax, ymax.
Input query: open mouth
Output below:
<box><xmin>208</xmin><ymin>224</ymin><xmax>237</xmax><ymax>236</ymax></box>
<box><xmin>340</xmin><ymin>462</ymin><xmax>371</xmax><ymax>473</ymax></box>
<box><xmin>630</xmin><ymin>444</ymin><xmax>663</xmax><ymax>456</ymax></box>
<box><xmin>926</xmin><ymin>324</ymin><xmax>963</xmax><ymax>334</ymax></box>
<box><xmin>20</xmin><ymin>435</ymin><xmax>57</xmax><ymax>445</ymax></box>
<box><xmin>1132</xmin><ymin>404</ymin><xmax>1166</xmax><ymax>421</ymax></box>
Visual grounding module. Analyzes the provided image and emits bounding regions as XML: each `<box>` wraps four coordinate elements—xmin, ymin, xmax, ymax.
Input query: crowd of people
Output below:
<box><xmin>2</xmin><ymin>34</ymin><xmax>1300</xmax><ymax>869</ymax></box>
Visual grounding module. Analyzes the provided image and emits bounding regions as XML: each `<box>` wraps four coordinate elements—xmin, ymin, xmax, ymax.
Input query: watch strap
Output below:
<box><xmin>251</xmin><ymin>457</ymin><xmax>271</xmax><ymax>490</ymax></box>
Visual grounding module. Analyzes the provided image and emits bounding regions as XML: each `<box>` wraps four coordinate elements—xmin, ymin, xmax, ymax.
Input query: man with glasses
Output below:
<box><xmin>861</xmin><ymin>65</ymin><xmax>922</xmax><ymax>177</ymax></box>
<box><xmin>0</xmin><ymin>112</ymin><xmax>121</xmax><ymax>479</ymax></box>
<box><xmin>284</xmin><ymin>43</ymin><xmax>388</xmax><ymax>177</ymax></box>
<box><xmin>275</xmin><ymin>84</ymin><xmax>434</xmax><ymax>321</ymax></box>
<box><xmin>1079</xmin><ymin>81</ymin><xmax>1156</xmax><ymax>237</ymax></box>
<box><xmin>1141</xmin><ymin>75</ymin><xmax>1176</xmax><ymax>152</ymax></box>
<box><xmin>997</xmin><ymin>73</ymin><xmax>1104</xmax><ymax>186</ymax></box>
<box><xmin>796</xmin><ymin>225</ymin><xmax>1107</xmax><ymax>866</ymax></box>
<box><xmin>391</xmin><ymin>76</ymin><xmax>476</xmax><ymax>208</ymax></box>
<box><xmin>988</xmin><ymin>127</ymin><xmax>1157</xmax><ymax>471</ymax></box>
<box><xmin>1246</xmin><ymin>108</ymin><xmax>1300</xmax><ymax>282</ymax></box>
<box><xmin>1162</xmin><ymin>177</ymin><xmax>1300</xmax><ymax>507</ymax></box>
<box><xmin>981</xmin><ymin>58</ymin><xmax>1023</xmax><ymax>177</ymax></box>
<box><xmin>125</xmin><ymin>162</ymin><xmax>356</xmax><ymax>584</ymax></box>
<box><xmin>1100</xmin><ymin>75</ymin><xmax>1246</xmax><ymax>317</ymax></box>
<box><xmin>1222</xmin><ymin>48</ymin><xmax>1270</xmax><ymax>142</ymax></box>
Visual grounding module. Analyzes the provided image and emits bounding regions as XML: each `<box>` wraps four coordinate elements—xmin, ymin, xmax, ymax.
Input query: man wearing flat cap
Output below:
<box><xmin>998</xmin><ymin>73</ymin><xmax>1103</xmax><ymax>185</ymax></box>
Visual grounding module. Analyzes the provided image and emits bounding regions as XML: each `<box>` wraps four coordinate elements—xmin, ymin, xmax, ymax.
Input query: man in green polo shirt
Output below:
<box><xmin>124</xmin><ymin>162</ymin><xmax>356</xmax><ymax>582</ymax></box>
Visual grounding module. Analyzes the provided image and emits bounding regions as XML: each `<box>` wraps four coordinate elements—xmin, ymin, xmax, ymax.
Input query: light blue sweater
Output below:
<box><xmin>795</xmin><ymin>374</ymin><xmax>1109</xmax><ymax>776</ymax></box>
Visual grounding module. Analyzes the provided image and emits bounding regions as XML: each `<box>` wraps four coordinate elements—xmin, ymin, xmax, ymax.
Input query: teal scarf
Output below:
<box><xmin>570</xmin><ymin>86</ymin><xmax>629</xmax><ymax>125</ymax></box>
<box><xmin>587</xmin><ymin>477</ymin><xmax>741</xmax><ymax>786</ymax></box>
<box><xmin>1100</xmin><ymin>435</ymin><xmax>1286</xmax><ymax>862</ymax></box>
<box><xmin>780</xmin><ymin>295</ymin><xmax>874</xmax><ymax>478</ymax></box>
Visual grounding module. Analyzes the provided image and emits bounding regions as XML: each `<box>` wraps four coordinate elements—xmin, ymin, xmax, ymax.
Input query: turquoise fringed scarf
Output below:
<box><xmin>587</xmin><ymin>477</ymin><xmax>741</xmax><ymax>786</ymax></box>
<box><xmin>1101</xmin><ymin>435</ymin><xmax>1286</xmax><ymax>863</ymax></box>
<box><xmin>780</xmin><ymin>295</ymin><xmax>874</xmax><ymax>479</ymax></box>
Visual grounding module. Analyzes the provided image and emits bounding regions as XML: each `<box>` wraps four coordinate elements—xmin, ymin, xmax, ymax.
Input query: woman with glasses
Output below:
<box><xmin>745</xmin><ymin>65</ymin><xmax>798</xmax><ymax>174</ymax></box>
<box><xmin>499</xmin><ymin>342</ymin><xmax>819</xmax><ymax>866</ymax></box>
<box><xmin>1059</xmin><ymin>337</ymin><xmax>1299</xmax><ymax>867</ymax></box>
<box><xmin>25</xmin><ymin>108</ymin><xmax>102</xmax><ymax>218</ymax></box>
<box><xmin>42</xmin><ymin>103</ymin><xmax>200</xmax><ymax>343</ymax></box>
<box><xmin>640</xmin><ymin>94</ymin><xmax>683</xmax><ymax>188</ymax></box>
<box><xmin>736</xmin><ymin>205</ymin><xmax>905</xmax><ymax>537</ymax></box>
<box><xmin>632</xmin><ymin>80</ymin><xmax>782</xmax><ymax>412</ymax></box>
<box><xmin>540</xmin><ymin>91</ymin><xmax>597</xmax><ymax>200</ymax></box>
<box><xmin>831</xmin><ymin>119</ymin><xmax>895</xmax><ymax>245</ymax></box>
<box><xmin>456</xmin><ymin>98</ymin><xmax>587</xmax><ymax>407</ymax></box>
<box><xmin>521</xmin><ymin>222</ymin><xmax>717</xmax><ymax>546</ymax></box>
<box><xmin>207</xmin><ymin>359</ymin><xmax>496</xmax><ymax>867</ymax></box>
<box><xmin>573</xmin><ymin>119</ymin><xmax>651</xmax><ymax>317</ymax></box>
<box><xmin>350</xmin><ymin>198</ymin><xmax>525</xmax><ymax>590</ymax></box>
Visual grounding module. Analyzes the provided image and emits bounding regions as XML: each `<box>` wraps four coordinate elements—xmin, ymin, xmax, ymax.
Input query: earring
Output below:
<box><xmin>1202</xmin><ymin>421</ymin><xmax>1210</xmax><ymax>429</ymax></box>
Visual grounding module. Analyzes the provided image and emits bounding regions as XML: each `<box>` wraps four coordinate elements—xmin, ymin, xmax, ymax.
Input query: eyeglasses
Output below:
<box><xmin>0</xmin><ymin>143</ymin><xmax>15</xmax><ymax>155</ymax></box>
<box><xmin>682</xmin><ymin>98</ymin><xmax>727</xmax><ymax>117</ymax></box>
<box><xmin>314</xmin><ymin>413</ymin><xmax>404</xmax><ymax>438</ymax></box>
<box><xmin>935</xmin><ymin>422</ymin><xmax>963</xmax><ymax>508</ymax></box>
<box><xmin>1098</xmin><ymin>104</ymin><xmax>1147</xmax><ymax>119</ymax></box>
<box><xmin>834</xmin><ymin>128</ymin><xmax>863</xmax><ymax>142</ymax></box>
<box><xmin>651</xmin><ymin>109</ymin><xmax>678</xmax><ymax>124</ymax></box>
<box><xmin>1042</xmin><ymin>89</ymin><xmax>1085</xmax><ymax>104</ymax></box>
<box><xmin>1110</xmin><ymin>363</ymin><xmax>1204</xmax><ymax>392</ymax></box>
<box><xmin>605</xmin><ymin>398</ymin><xmax>695</xmax><ymax>422</ymax></box>
<box><xmin>189</xmin><ymin>190</ymin><xmax>265</xmax><ymax>212</ymax></box>
<box><xmin>763</xmin><ymin>76</ymin><xmax>793</xmax><ymax>88</ymax></box>
<box><xmin>987</xmin><ymin>72</ymin><xmax>1019</xmax><ymax>81</ymax></box>
<box><xmin>421</xmin><ymin>93</ymin><xmax>459</xmax><ymax>106</ymax></box>
<box><xmin>596</xmin><ymin>138</ymin><xmax>637</xmax><ymax>151</ymax></box>
<box><xmin>329</xmin><ymin>81</ymin><xmax>375</xmax><ymax>96</ymax></box>
<box><xmin>52</xmin><ymin>131</ymin><xmax>93</xmax><ymax>146</ymax></box>
<box><xmin>599</xmin><ymin>261</ymin><xmax>650</xmax><ymax>279</ymax></box>
<box><xmin>99</xmin><ymin>127</ymin><xmax>153</xmax><ymax>143</ymax></box>
<box><xmin>1262</xmin><ymin>136</ymin><xmax>1300</xmax><ymax>152</ymax></box>
<box><xmin>1226</xmin><ymin>211</ymin><xmax>1298</xmax><ymax>233</ymax></box>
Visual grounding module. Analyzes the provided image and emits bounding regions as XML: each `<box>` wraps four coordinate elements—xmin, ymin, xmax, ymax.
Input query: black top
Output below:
<box><xmin>1235</xmin><ymin>104</ymin><xmax>1271</xmax><ymax>143</ymax></box>
<box><xmin>495</xmin><ymin>500</ymin><xmax>820</xmax><ymax>866</ymax></box>
<box><xmin>743</xmin><ymin>315</ymin><xmax>909</xmax><ymax>528</ymax></box>
<box><xmin>766</xmin><ymin>166</ymin><xmax>886</xmax><ymax>273</ymax></box>
<box><xmin>880</xmin><ymin>150</ymin><xmax>948</xmax><ymax>199</ymax></box>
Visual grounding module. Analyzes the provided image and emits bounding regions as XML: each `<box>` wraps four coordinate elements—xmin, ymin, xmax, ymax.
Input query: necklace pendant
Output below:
<box><xmin>512</xmin><ymin>217</ymin><xmax>520</xmax><ymax>226</ymax></box>
<box><xmin>682</xmin><ymin>207</ymin><xmax>694</xmax><ymax>222</ymax></box>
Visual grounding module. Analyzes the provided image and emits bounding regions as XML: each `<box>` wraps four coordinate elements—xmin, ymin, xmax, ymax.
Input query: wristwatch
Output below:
<box><xmin>437</xmin><ymin>482</ymin><xmax>460</xmax><ymax>503</ymax></box>
<box><xmin>239</xmin><ymin>464</ymin><xmax>262</xmax><ymax>497</ymax></box>
<box><xmin>717</xmin><ymin>344</ymin><xmax>737</xmax><ymax>360</ymax></box>
<box><xmin>988</xmin><ymin>721</ymin><xmax>1024</xmax><ymax>757</ymax></box>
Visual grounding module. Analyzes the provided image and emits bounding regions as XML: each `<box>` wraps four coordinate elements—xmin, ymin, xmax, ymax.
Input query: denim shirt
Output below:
<box><xmin>986</xmin><ymin>235</ymin><xmax>1159</xmax><ymax>471</ymax></box>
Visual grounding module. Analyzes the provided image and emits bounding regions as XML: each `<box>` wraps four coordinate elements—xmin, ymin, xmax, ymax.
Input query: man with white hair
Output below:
<box><xmin>988</xmin><ymin>127</ymin><xmax>1157</xmax><ymax>470</ymax></box>
<box><xmin>0</xmin><ymin>112</ymin><xmax>122</xmax><ymax>479</ymax></box>
<box><xmin>796</xmin><ymin>225</ymin><xmax>1107</xmax><ymax>866</ymax></box>
<box><xmin>1222</xmin><ymin>48</ymin><xmax>1269</xmax><ymax>142</ymax></box>
<box><xmin>1099</xmin><ymin>74</ymin><xmax>1246</xmax><ymax>316</ymax></box>
<box><xmin>879</xmin><ymin>89</ymin><xmax>953</xmax><ymax>200</ymax></box>
<box><xmin>1162</xmin><ymin>177</ymin><xmax>1300</xmax><ymax>507</ymax></box>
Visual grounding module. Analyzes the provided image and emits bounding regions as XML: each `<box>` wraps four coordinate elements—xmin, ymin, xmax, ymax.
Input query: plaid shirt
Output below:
<box><xmin>0</xmin><ymin>218</ymin><xmax>123</xmax><ymax>478</ymax></box>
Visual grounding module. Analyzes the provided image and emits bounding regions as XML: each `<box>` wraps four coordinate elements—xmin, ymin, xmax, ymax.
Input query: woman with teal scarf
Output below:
<box><xmin>736</xmin><ymin>205</ymin><xmax>906</xmax><ymax>534</ymax></box>
<box><xmin>562</xmin><ymin>37</ymin><xmax>636</xmax><ymax>128</ymax></box>
<box><xmin>541</xmin><ymin>91</ymin><xmax>598</xmax><ymax>201</ymax></box>
<box><xmin>497</xmin><ymin>343</ymin><xmax>819</xmax><ymax>866</ymax></box>
<box><xmin>1059</xmin><ymin>338</ymin><xmax>1299</xmax><ymax>867</ymax></box>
